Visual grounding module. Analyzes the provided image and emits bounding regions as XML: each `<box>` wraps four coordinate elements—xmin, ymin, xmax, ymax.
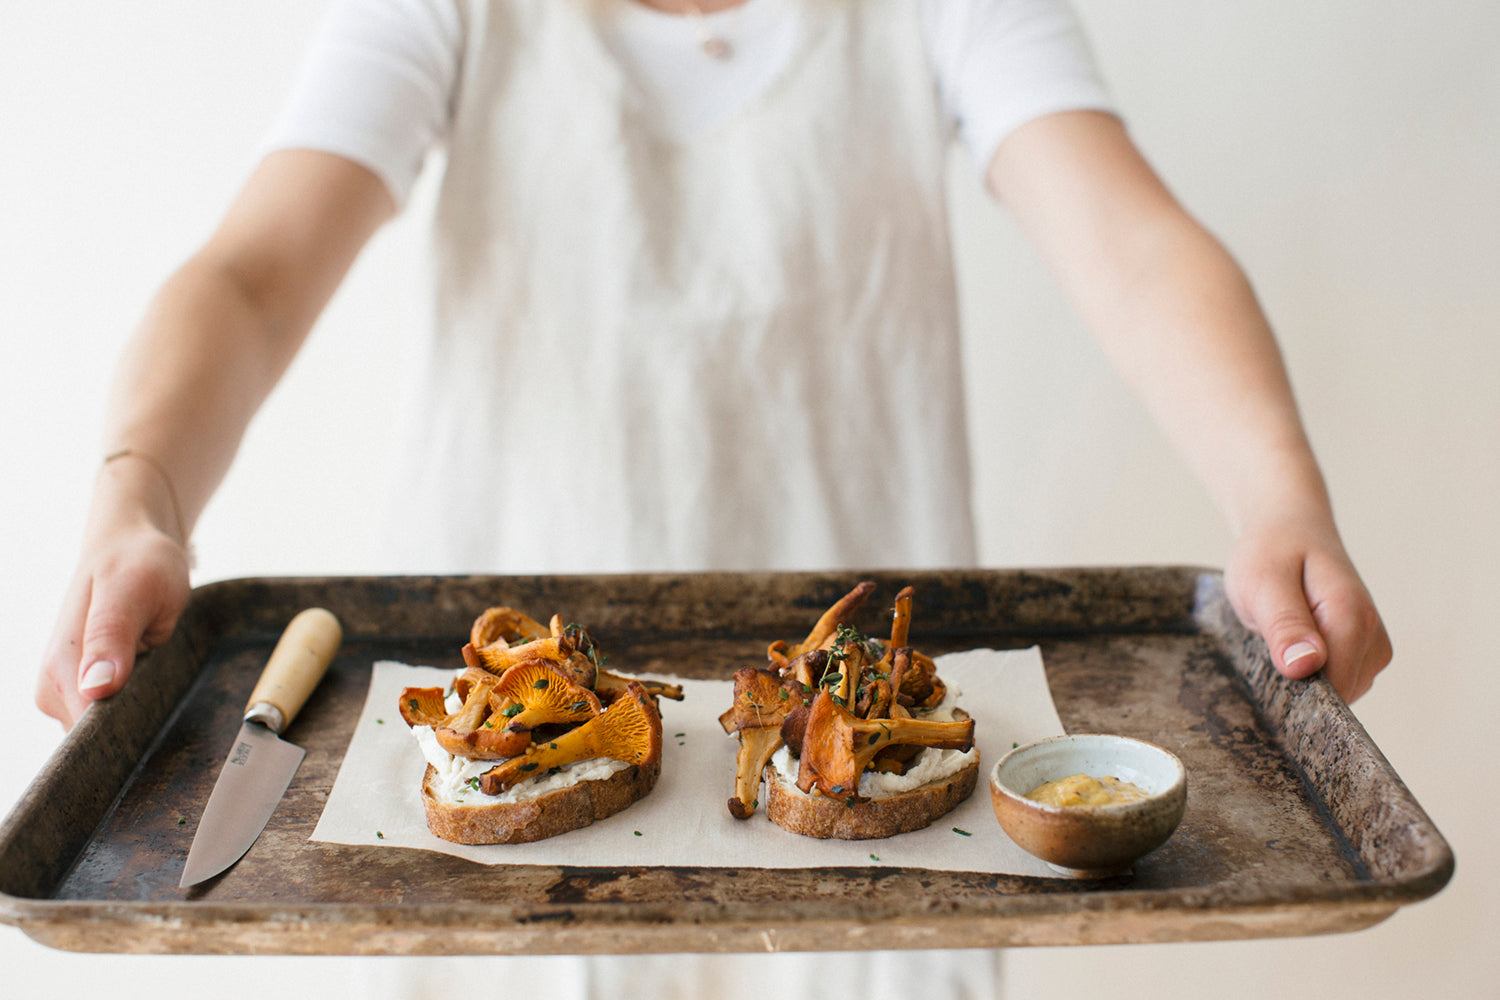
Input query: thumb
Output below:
<box><xmin>75</xmin><ymin>560</ymin><xmax>189</xmax><ymax>701</ymax></box>
<box><xmin>76</xmin><ymin>595</ymin><xmax>148</xmax><ymax>702</ymax></box>
<box><xmin>1229</xmin><ymin>563</ymin><xmax>1327</xmax><ymax>681</ymax></box>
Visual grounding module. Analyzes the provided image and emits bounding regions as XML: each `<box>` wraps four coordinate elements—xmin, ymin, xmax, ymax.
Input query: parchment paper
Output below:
<box><xmin>312</xmin><ymin>647</ymin><xmax>1064</xmax><ymax>876</ymax></box>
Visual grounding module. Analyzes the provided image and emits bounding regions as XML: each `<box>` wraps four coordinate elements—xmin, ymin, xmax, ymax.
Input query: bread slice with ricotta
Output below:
<box><xmin>420</xmin><ymin>758</ymin><xmax>661</xmax><ymax>845</ymax></box>
<box><xmin>763</xmin><ymin>749</ymin><xmax>978</xmax><ymax>840</ymax></box>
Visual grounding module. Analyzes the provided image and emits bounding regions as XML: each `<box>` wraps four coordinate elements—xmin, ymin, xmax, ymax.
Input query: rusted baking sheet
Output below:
<box><xmin>0</xmin><ymin>568</ymin><xmax>1452</xmax><ymax>954</ymax></box>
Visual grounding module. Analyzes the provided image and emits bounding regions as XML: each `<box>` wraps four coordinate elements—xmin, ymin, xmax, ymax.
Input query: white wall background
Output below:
<box><xmin>2</xmin><ymin>2</ymin><xmax>1494</xmax><ymax>997</ymax></box>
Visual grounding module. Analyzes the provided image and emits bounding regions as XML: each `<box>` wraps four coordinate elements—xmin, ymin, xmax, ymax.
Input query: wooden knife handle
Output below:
<box><xmin>243</xmin><ymin>608</ymin><xmax>343</xmax><ymax>733</ymax></box>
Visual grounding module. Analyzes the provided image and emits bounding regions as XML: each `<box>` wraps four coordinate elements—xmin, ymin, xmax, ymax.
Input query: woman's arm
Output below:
<box><xmin>37</xmin><ymin>149</ymin><xmax>395</xmax><ymax>727</ymax></box>
<box><xmin>986</xmin><ymin>110</ymin><xmax>1390</xmax><ymax>701</ymax></box>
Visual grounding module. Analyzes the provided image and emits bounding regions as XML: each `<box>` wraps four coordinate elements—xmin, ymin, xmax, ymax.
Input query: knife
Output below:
<box><xmin>179</xmin><ymin>607</ymin><xmax>343</xmax><ymax>888</ymax></box>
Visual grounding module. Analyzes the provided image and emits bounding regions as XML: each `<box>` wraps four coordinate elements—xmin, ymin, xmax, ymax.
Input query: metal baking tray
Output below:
<box><xmin>0</xmin><ymin>568</ymin><xmax>1452</xmax><ymax>954</ymax></box>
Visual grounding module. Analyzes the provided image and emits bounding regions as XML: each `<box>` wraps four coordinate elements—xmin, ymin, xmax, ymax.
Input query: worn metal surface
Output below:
<box><xmin>0</xmin><ymin>568</ymin><xmax>1453</xmax><ymax>954</ymax></box>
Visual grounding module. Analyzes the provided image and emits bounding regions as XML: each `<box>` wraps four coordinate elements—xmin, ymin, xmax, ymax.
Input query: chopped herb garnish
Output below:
<box><xmin>549</xmin><ymin>742</ymin><xmax>559</xmax><ymax>750</ymax></box>
<box><xmin>519</xmin><ymin>762</ymin><xmax>539</xmax><ymax>772</ymax></box>
<box><xmin>533</xmin><ymin>678</ymin><xmax>549</xmax><ymax>690</ymax></box>
<box><xmin>868</xmin><ymin>733</ymin><xmax>880</xmax><ymax>746</ymax></box>
<box><xmin>376</xmin><ymin>831</ymin><xmax>385</xmax><ymax>839</ymax></box>
<box><xmin>633</xmin><ymin>830</ymin><xmax>643</xmax><ymax>837</ymax></box>
<box><xmin>869</xmin><ymin>854</ymin><xmax>880</xmax><ymax>862</ymax></box>
<box><xmin>779</xmin><ymin>689</ymin><xmax>789</xmax><ymax>700</ymax></box>
<box><xmin>376</xmin><ymin>718</ymin><xmax>384</xmax><ymax>724</ymax></box>
<box><xmin>502</xmin><ymin>703</ymin><xmax>524</xmax><ymax>718</ymax></box>
<box><xmin>407</xmin><ymin>698</ymin><xmax>419</xmax><ymax>711</ymax></box>
<box><xmin>569</xmin><ymin>701</ymin><xmax>588</xmax><ymax>712</ymax></box>
<box><xmin>177</xmin><ymin>816</ymin><xmax>186</xmax><ymax>826</ymax></box>
<box><xmin>831</xmin><ymin>785</ymin><xmax>845</xmax><ymax>794</ymax></box>
<box><xmin>1012</xmin><ymin>742</ymin><xmax>1020</xmax><ymax>749</ymax></box>
<box><xmin>952</xmin><ymin>827</ymin><xmax>972</xmax><ymax>837</ymax></box>
<box><xmin>674</xmin><ymin>732</ymin><xmax>686</xmax><ymax>738</ymax></box>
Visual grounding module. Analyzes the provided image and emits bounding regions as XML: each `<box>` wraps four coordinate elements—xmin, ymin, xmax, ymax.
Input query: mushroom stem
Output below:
<box><xmin>889</xmin><ymin>586</ymin><xmax>914</xmax><ymax>651</ymax></box>
<box><xmin>791</xmin><ymin>580</ymin><xmax>874</xmax><ymax>657</ymax></box>
<box><xmin>596</xmin><ymin>669</ymin><xmax>684</xmax><ymax>703</ymax></box>
<box><xmin>728</xmin><ymin>726</ymin><xmax>784</xmax><ymax>819</ymax></box>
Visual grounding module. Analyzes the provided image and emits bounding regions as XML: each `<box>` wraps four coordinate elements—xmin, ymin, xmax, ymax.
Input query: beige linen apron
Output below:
<box><xmin>381</xmin><ymin>0</ymin><xmax>975</xmax><ymax>575</ymax></box>
<box><xmin>366</xmin><ymin>1</ymin><xmax>998</xmax><ymax>995</ymax></box>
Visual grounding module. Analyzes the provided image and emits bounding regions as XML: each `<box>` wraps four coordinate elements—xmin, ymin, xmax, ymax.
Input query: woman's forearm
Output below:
<box><xmin>101</xmin><ymin>149</ymin><xmax>397</xmax><ymax>536</ymax></box>
<box><xmin>989</xmin><ymin>111</ymin><xmax>1329</xmax><ymax>535</ymax></box>
<box><xmin>102</xmin><ymin>253</ymin><xmax>303</xmax><ymax>538</ymax></box>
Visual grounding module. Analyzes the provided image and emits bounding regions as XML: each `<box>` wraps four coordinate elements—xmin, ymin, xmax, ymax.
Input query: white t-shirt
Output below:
<box><xmin>267</xmin><ymin>0</ymin><xmax>1113</xmax><ymax>208</ymax></box>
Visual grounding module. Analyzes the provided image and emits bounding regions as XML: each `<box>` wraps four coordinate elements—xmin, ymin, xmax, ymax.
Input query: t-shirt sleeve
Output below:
<box><xmin>921</xmin><ymin>0</ymin><xmax>1116</xmax><ymax>178</ymax></box>
<box><xmin>261</xmin><ymin>0</ymin><xmax>461</xmax><ymax>208</ymax></box>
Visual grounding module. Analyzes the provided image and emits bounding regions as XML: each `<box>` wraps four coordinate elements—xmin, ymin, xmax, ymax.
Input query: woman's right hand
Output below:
<box><xmin>36</xmin><ymin>462</ymin><xmax>193</xmax><ymax>729</ymax></box>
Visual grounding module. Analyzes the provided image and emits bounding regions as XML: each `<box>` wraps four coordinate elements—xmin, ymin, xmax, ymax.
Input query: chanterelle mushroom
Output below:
<box><xmin>489</xmin><ymin>659</ymin><xmax>602</xmax><ymax>733</ymax></box>
<box><xmin>595</xmin><ymin>668</ymin><xmax>685</xmax><ymax>704</ymax></box>
<box><xmin>398</xmin><ymin>675</ymin><xmax>531</xmax><ymax>760</ymax></box>
<box><xmin>784</xmin><ymin>580</ymin><xmax>875</xmax><ymax>659</ymax></box>
<box><xmin>398</xmin><ymin>687</ymin><xmax>448</xmax><ymax>729</ymax></box>
<box><xmin>470</xmin><ymin>606</ymin><xmax>551</xmax><ymax>651</ymax></box>
<box><xmin>719</xmin><ymin>667</ymin><xmax>802</xmax><ymax>819</ymax></box>
<box><xmin>479</xmin><ymin>681</ymin><xmax>662</xmax><ymax>795</ymax></box>
<box><xmin>795</xmin><ymin>690</ymin><xmax>974</xmax><ymax>804</ymax></box>
<box><xmin>434</xmin><ymin>671</ymin><xmax>532</xmax><ymax>759</ymax></box>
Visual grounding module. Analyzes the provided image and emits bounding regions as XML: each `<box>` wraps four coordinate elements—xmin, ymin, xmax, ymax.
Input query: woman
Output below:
<box><xmin>36</xmin><ymin>2</ymin><xmax>1388</xmax><ymax>993</ymax></box>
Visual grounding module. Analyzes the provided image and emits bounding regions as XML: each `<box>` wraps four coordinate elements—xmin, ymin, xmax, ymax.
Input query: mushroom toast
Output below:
<box><xmin>721</xmin><ymin>582</ymin><xmax>978</xmax><ymax>839</ymax></box>
<box><xmin>399</xmin><ymin>605</ymin><xmax>684</xmax><ymax>844</ymax></box>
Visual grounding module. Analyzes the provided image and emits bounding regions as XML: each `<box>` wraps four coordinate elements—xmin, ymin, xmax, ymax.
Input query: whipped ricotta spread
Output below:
<box><xmin>413</xmin><ymin>725</ymin><xmax>629</xmax><ymax>806</ymax></box>
<box><xmin>769</xmin><ymin>682</ymin><xmax>976</xmax><ymax>800</ymax></box>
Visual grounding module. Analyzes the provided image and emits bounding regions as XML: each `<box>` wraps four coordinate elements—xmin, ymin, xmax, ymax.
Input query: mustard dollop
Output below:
<box><xmin>1025</xmin><ymin>772</ymin><xmax>1148</xmax><ymax>807</ymax></box>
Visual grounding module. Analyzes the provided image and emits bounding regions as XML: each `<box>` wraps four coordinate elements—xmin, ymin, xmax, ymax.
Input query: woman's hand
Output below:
<box><xmin>1223</xmin><ymin>515</ymin><xmax>1391</xmax><ymax>702</ymax></box>
<box><xmin>36</xmin><ymin>497</ymin><xmax>192</xmax><ymax>728</ymax></box>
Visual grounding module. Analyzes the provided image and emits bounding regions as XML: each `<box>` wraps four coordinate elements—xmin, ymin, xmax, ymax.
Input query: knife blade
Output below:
<box><xmin>180</xmin><ymin>607</ymin><xmax>342</xmax><ymax>888</ymax></box>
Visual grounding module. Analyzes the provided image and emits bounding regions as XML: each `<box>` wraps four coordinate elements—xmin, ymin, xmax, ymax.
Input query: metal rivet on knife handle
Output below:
<box><xmin>243</xmin><ymin>607</ymin><xmax>343</xmax><ymax>734</ymax></box>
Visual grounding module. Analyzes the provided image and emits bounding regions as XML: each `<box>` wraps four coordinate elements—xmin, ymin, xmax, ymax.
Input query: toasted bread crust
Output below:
<box><xmin>421</xmin><ymin>759</ymin><xmax>660</xmax><ymax>845</ymax></box>
<box><xmin>764</xmin><ymin>756</ymin><xmax>979</xmax><ymax>840</ymax></box>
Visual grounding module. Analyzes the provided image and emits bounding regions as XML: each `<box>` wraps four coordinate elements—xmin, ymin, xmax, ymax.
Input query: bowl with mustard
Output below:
<box><xmin>989</xmin><ymin>733</ymin><xmax>1187</xmax><ymax>878</ymax></box>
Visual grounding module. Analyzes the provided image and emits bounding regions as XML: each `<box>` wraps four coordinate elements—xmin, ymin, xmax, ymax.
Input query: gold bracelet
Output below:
<box><xmin>102</xmin><ymin>447</ymin><xmax>191</xmax><ymax>551</ymax></box>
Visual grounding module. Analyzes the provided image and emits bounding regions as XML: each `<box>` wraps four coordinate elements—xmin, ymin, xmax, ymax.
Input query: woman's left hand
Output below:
<box><xmin>1223</xmin><ymin>517</ymin><xmax>1391</xmax><ymax>702</ymax></box>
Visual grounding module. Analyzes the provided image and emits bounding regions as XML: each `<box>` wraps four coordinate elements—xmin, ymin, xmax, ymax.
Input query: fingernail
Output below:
<box><xmin>1282</xmin><ymin>641</ymin><xmax>1319</xmax><ymax>667</ymax></box>
<box><xmin>80</xmin><ymin>660</ymin><xmax>117</xmax><ymax>691</ymax></box>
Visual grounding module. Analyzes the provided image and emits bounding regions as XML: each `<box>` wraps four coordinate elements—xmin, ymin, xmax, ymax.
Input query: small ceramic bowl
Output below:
<box><xmin>989</xmin><ymin>734</ymin><xmax>1187</xmax><ymax>878</ymax></box>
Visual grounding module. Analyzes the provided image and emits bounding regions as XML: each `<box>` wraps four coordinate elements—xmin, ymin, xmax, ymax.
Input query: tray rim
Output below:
<box><xmin>0</xmin><ymin>566</ymin><xmax>1455</xmax><ymax>953</ymax></box>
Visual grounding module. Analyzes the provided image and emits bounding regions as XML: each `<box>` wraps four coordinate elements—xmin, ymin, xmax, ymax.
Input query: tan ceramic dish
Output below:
<box><xmin>990</xmin><ymin>733</ymin><xmax>1187</xmax><ymax>878</ymax></box>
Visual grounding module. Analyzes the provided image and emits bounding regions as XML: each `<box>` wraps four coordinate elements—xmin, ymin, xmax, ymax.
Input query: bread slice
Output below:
<box><xmin>420</xmin><ymin>759</ymin><xmax>661</xmax><ymax>845</ymax></box>
<box><xmin>764</xmin><ymin>755</ymin><xmax>979</xmax><ymax>840</ymax></box>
